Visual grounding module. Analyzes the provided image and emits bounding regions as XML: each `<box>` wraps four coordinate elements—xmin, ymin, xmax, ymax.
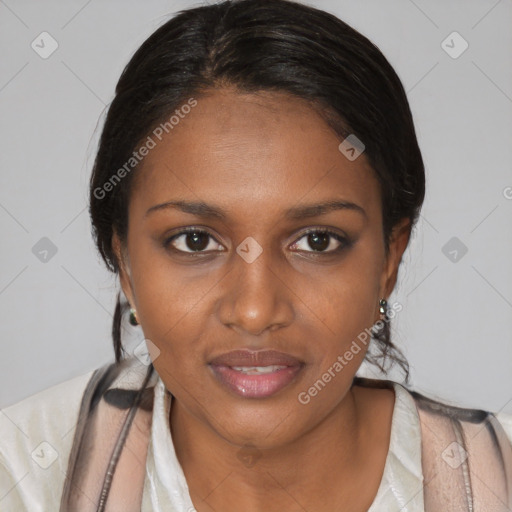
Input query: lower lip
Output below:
<box><xmin>209</xmin><ymin>365</ymin><xmax>303</xmax><ymax>398</ymax></box>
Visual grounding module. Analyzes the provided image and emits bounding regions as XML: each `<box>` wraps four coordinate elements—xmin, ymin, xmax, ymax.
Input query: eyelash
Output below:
<box><xmin>163</xmin><ymin>226</ymin><xmax>351</xmax><ymax>256</ymax></box>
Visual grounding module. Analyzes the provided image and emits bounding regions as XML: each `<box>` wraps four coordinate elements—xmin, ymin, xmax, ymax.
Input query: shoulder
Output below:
<box><xmin>399</xmin><ymin>383</ymin><xmax>512</xmax><ymax>491</ymax></box>
<box><xmin>353</xmin><ymin>377</ymin><xmax>512</xmax><ymax>448</ymax></box>
<box><xmin>0</xmin><ymin>366</ymin><xmax>102</xmax><ymax>510</ymax></box>
<box><xmin>408</xmin><ymin>386</ymin><xmax>512</xmax><ymax>443</ymax></box>
<box><xmin>356</xmin><ymin>377</ymin><xmax>512</xmax><ymax>508</ymax></box>
<box><xmin>400</xmin><ymin>385</ymin><xmax>512</xmax><ymax>507</ymax></box>
<box><xmin>399</xmin><ymin>384</ymin><xmax>512</xmax><ymax>445</ymax></box>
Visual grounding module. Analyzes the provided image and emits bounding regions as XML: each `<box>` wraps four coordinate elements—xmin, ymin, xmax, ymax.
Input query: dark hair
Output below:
<box><xmin>89</xmin><ymin>0</ymin><xmax>425</xmax><ymax>382</ymax></box>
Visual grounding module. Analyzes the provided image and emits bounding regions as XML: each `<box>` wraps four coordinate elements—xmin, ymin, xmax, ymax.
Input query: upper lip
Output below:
<box><xmin>209</xmin><ymin>349</ymin><xmax>303</xmax><ymax>367</ymax></box>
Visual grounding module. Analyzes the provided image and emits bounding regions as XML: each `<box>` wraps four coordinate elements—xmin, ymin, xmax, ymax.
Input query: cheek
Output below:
<box><xmin>312</xmin><ymin>236</ymin><xmax>384</xmax><ymax>322</ymax></box>
<box><xmin>125</xmin><ymin>241</ymin><xmax>211</xmax><ymax>355</ymax></box>
<box><xmin>303</xmin><ymin>237</ymin><xmax>384</xmax><ymax>368</ymax></box>
<box><xmin>131</xmin><ymin>268</ymin><xmax>213</xmax><ymax>356</ymax></box>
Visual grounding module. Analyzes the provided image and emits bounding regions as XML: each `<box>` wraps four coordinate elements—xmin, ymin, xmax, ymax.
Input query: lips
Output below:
<box><xmin>209</xmin><ymin>349</ymin><xmax>303</xmax><ymax>367</ymax></box>
<box><xmin>208</xmin><ymin>349</ymin><xmax>305</xmax><ymax>398</ymax></box>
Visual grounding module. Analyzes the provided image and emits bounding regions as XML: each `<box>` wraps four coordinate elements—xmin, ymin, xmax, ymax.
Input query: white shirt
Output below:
<box><xmin>1</xmin><ymin>366</ymin><xmax>512</xmax><ymax>511</ymax></box>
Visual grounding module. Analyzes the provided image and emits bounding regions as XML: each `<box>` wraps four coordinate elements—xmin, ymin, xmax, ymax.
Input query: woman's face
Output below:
<box><xmin>115</xmin><ymin>88</ymin><xmax>408</xmax><ymax>448</ymax></box>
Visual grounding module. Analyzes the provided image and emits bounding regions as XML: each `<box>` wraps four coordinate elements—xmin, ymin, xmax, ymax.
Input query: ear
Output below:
<box><xmin>112</xmin><ymin>230</ymin><xmax>136</xmax><ymax>307</ymax></box>
<box><xmin>379</xmin><ymin>217</ymin><xmax>412</xmax><ymax>299</ymax></box>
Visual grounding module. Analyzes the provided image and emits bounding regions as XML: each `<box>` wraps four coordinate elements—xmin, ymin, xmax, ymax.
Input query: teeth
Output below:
<box><xmin>231</xmin><ymin>365</ymin><xmax>286</xmax><ymax>374</ymax></box>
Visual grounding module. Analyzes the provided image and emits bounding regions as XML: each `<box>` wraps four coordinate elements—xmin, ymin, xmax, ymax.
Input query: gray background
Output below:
<box><xmin>1</xmin><ymin>0</ymin><xmax>511</xmax><ymax>413</ymax></box>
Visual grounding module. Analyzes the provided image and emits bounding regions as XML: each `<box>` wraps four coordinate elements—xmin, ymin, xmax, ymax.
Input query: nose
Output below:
<box><xmin>215</xmin><ymin>243</ymin><xmax>295</xmax><ymax>336</ymax></box>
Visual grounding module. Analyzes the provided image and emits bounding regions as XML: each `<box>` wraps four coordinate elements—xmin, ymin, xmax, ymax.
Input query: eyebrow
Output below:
<box><xmin>285</xmin><ymin>199</ymin><xmax>366</xmax><ymax>220</ymax></box>
<box><xmin>145</xmin><ymin>200</ymin><xmax>226</xmax><ymax>220</ymax></box>
<box><xmin>145</xmin><ymin>199</ymin><xmax>366</xmax><ymax>220</ymax></box>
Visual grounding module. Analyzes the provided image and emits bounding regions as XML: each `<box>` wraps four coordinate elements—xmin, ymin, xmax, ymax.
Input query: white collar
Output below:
<box><xmin>368</xmin><ymin>381</ymin><xmax>424</xmax><ymax>511</ymax></box>
<box><xmin>142</xmin><ymin>376</ymin><xmax>425</xmax><ymax>511</ymax></box>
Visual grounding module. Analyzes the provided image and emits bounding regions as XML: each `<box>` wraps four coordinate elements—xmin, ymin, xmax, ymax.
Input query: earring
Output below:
<box><xmin>379</xmin><ymin>298</ymin><xmax>387</xmax><ymax>316</ymax></box>
<box><xmin>129</xmin><ymin>307</ymin><xmax>139</xmax><ymax>326</ymax></box>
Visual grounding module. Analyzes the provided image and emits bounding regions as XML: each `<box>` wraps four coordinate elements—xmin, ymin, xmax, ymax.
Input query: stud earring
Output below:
<box><xmin>129</xmin><ymin>307</ymin><xmax>139</xmax><ymax>326</ymax></box>
<box><xmin>379</xmin><ymin>298</ymin><xmax>387</xmax><ymax>316</ymax></box>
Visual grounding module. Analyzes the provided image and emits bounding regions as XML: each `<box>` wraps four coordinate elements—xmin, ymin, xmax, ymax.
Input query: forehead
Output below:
<box><xmin>129</xmin><ymin>88</ymin><xmax>380</xmax><ymax>221</ymax></box>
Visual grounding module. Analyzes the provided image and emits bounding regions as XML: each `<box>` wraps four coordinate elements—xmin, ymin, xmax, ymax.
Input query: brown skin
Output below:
<box><xmin>113</xmin><ymin>88</ymin><xmax>410</xmax><ymax>511</ymax></box>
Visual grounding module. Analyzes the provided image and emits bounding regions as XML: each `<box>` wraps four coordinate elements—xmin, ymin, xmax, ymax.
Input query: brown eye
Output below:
<box><xmin>164</xmin><ymin>228</ymin><xmax>223</xmax><ymax>253</ymax></box>
<box><xmin>290</xmin><ymin>229</ymin><xmax>349</xmax><ymax>253</ymax></box>
<box><xmin>307</xmin><ymin>232</ymin><xmax>330</xmax><ymax>251</ymax></box>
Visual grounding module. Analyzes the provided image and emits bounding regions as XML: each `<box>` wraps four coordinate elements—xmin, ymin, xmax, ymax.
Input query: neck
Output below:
<box><xmin>169</xmin><ymin>386</ymin><xmax>376</xmax><ymax>512</ymax></box>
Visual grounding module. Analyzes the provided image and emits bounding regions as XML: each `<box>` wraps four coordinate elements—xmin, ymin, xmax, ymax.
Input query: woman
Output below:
<box><xmin>1</xmin><ymin>0</ymin><xmax>511</xmax><ymax>510</ymax></box>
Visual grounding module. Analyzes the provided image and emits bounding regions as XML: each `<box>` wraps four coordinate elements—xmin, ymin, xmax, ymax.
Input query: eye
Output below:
<box><xmin>164</xmin><ymin>227</ymin><xmax>224</xmax><ymax>253</ymax></box>
<box><xmin>290</xmin><ymin>228</ymin><xmax>349</xmax><ymax>253</ymax></box>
